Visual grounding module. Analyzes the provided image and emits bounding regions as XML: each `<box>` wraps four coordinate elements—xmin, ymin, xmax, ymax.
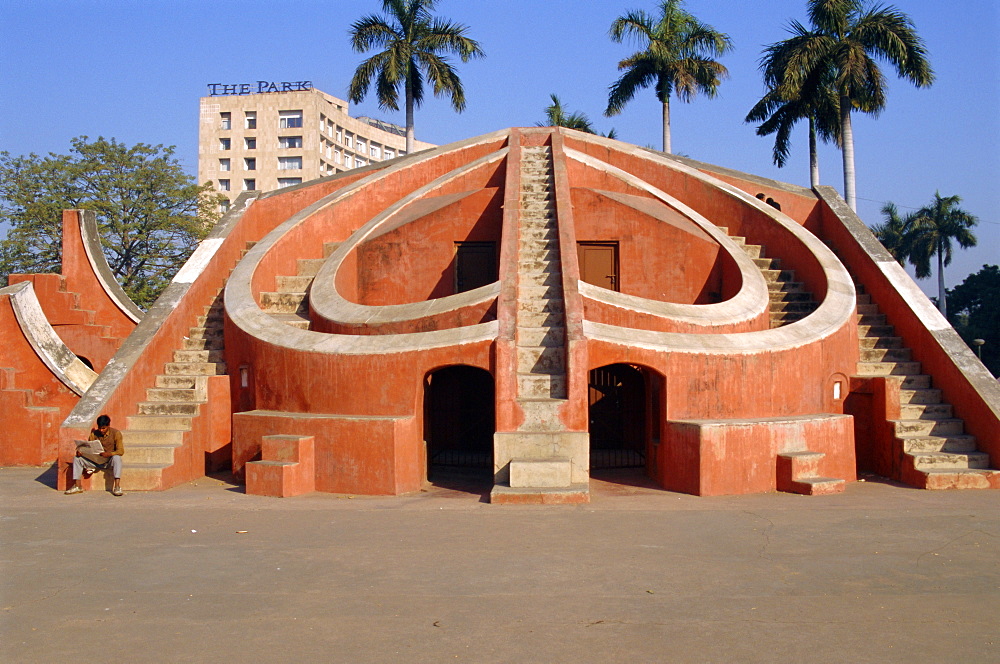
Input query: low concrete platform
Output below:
<box><xmin>2</xmin><ymin>466</ymin><xmax>998</xmax><ymax>663</ymax></box>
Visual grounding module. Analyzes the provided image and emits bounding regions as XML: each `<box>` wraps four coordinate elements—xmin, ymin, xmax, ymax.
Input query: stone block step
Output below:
<box><xmin>858</xmin><ymin>335</ymin><xmax>903</xmax><ymax>350</ymax></box>
<box><xmin>856</xmin><ymin>303</ymin><xmax>880</xmax><ymax>315</ymax></box>
<box><xmin>260</xmin><ymin>292</ymin><xmax>307</xmax><ymax>313</ymax></box>
<box><xmin>173</xmin><ymin>349</ymin><xmax>225</xmax><ymax>363</ymax></box>
<box><xmin>769</xmin><ymin>290</ymin><xmax>812</xmax><ymax>303</ymax></box>
<box><xmin>519</xmin><ymin>297</ymin><xmax>564</xmax><ymax>314</ymax></box>
<box><xmin>509</xmin><ymin>458</ymin><xmax>572</xmax><ymax>488</ymax></box>
<box><xmin>859</xmin><ymin>347</ymin><xmax>912</xmax><ymax>362</ymax></box>
<box><xmin>753</xmin><ymin>257</ymin><xmax>780</xmax><ymax>269</ymax></box>
<box><xmin>900</xmin><ymin>434</ymin><xmax>978</xmax><ymax>454</ymax></box>
<box><xmin>182</xmin><ymin>336</ymin><xmax>223</xmax><ymax>351</ymax></box>
<box><xmin>767</xmin><ymin>280</ymin><xmax>804</xmax><ymax>293</ymax></box>
<box><xmin>522</xmin><ymin>226</ymin><xmax>558</xmax><ymax>240</ymax></box>
<box><xmin>790</xmin><ymin>477</ymin><xmax>846</xmax><ymax>496</ymax></box>
<box><xmin>520</xmin><ymin>237</ymin><xmax>559</xmax><ymax>252</ymax></box>
<box><xmin>269</xmin><ymin>313</ymin><xmax>310</xmax><ymax>329</ymax></box>
<box><xmin>163</xmin><ymin>361</ymin><xmax>227</xmax><ymax>376</ymax></box>
<box><xmin>154</xmin><ymin>375</ymin><xmax>207</xmax><ymax>391</ymax></box>
<box><xmin>854</xmin><ymin>361</ymin><xmax>922</xmax><ymax>376</ymax></box>
<box><xmin>323</xmin><ymin>241</ymin><xmax>342</xmax><ymax>258</ymax></box>
<box><xmin>518</xmin><ymin>309</ymin><xmax>566</xmax><ymax>328</ymax></box>
<box><xmin>517</xmin><ymin>326</ymin><xmax>565</xmax><ymax>348</ymax></box>
<box><xmin>858</xmin><ymin>313</ymin><xmax>887</xmax><ymax>325</ymax></box>
<box><xmin>123</xmin><ymin>442</ymin><xmax>183</xmax><ymax>465</ymax></box>
<box><xmin>188</xmin><ymin>326</ymin><xmax>224</xmax><ymax>341</ymax></box>
<box><xmin>900</xmin><ymin>374</ymin><xmax>933</xmax><ymax>389</ymax></box>
<box><xmin>297</xmin><ymin>258</ymin><xmax>326</xmax><ymax>276</ymax></box>
<box><xmin>126</xmin><ymin>414</ymin><xmax>193</xmax><ymax>431</ymax></box>
<box><xmin>517</xmin><ymin>346</ymin><xmax>565</xmax><ymax>374</ymax></box>
<box><xmin>195</xmin><ymin>313</ymin><xmax>224</xmax><ymax>327</ymax></box>
<box><xmin>518</xmin><ymin>398</ymin><xmax>569</xmax><ymax>431</ymax></box>
<box><xmin>145</xmin><ymin>387</ymin><xmax>199</xmax><ymax>403</ymax></box>
<box><xmin>856</xmin><ymin>293</ymin><xmax>871</xmax><ymax>305</ymax></box>
<box><xmin>909</xmin><ymin>451</ymin><xmax>991</xmax><ymax>470</ymax></box>
<box><xmin>760</xmin><ymin>269</ymin><xmax>796</xmax><ymax>283</ymax></box>
<box><xmin>119</xmin><ymin>463</ymin><xmax>170</xmax><ymax>492</ymax></box>
<box><xmin>857</xmin><ymin>324</ymin><xmax>896</xmax><ymax>337</ymax></box>
<box><xmin>893</xmin><ymin>418</ymin><xmax>964</xmax><ymax>437</ymax></box>
<box><xmin>740</xmin><ymin>244</ymin><xmax>763</xmax><ymax>259</ymax></box>
<box><xmin>899</xmin><ymin>388</ymin><xmax>942</xmax><ymax>404</ymax></box>
<box><xmin>920</xmin><ymin>469</ymin><xmax>1000</xmax><ymax>490</ymax></box>
<box><xmin>520</xmin><ymin>247</ymin><xmax>560</xmax><ymax>262</ymax></box>
<box><xmin>518</xmin><ymin>373</ymin><xmax>567</xmax><ymax>399</ymax></box>
<box><xmin>519</xmin><ymin>270</ymin><xmax>562</xmax><ymax>287</ymax></box>
<box><xmin>277</xmin><ymin>275</ymin><xmax>314</xmax><ymax>292</ymax></box>
<box><xmin>137</xmin><ymin>401</ymin><xmax>201</xmax><ymax>416</ymax></box>
<box><xmin>123</xmin><ymin>428</ymin><xmax>186</xmax><ymax>445</ymax></box>
<box><xmin>770</xmin><ymin>301</ymin><xmax>816</xmax><ymax>314</ymax></box>
<box><xmin>769</xmin><ymin>312</ymin><xmax>808</xmax><ymax>326</ymax></box>
<box><xmin>899</xmin><ymin>403</ymin><xmax>953</xmax><ymax>419</ymax></box>
<box><xmin>519</xmin><ymin>284</ymin><xmax>564</xmax><ymax>301</ymax></box>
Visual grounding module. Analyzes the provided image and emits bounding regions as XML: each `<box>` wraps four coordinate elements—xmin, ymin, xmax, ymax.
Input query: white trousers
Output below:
<box><xmin>73</xmin><ymin>455</ymin><xmax>122</xmax><ymax>480</ymax></box>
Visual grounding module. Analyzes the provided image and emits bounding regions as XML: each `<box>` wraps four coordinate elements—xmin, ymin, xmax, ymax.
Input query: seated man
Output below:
<box><xmin>64</xmin><ymin>414</ymin><xmax>125</xmax><ymax>496</ymax></box>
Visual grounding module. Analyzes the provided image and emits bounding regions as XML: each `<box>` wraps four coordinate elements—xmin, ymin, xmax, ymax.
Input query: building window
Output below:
<box><xmin>220</xmin><ymin>200</ymin><xmax>230</xmax><ymax>214</ymax></box>
<box><xmin>384</xmin><ymin>149</ymin><xmax>395</xmax><ymax>159</ymax></box>
<box><xmin>220</xmin><ymin>112</ymin><xmax>231</xmax><ymax>130</ymax></box>
<box><xmin>356</xmin><ymin>139</ymin><xmax>366</xmax><ymax>153</ymax></box>
<box><xmin>336</xmin><ymin>127</ymin><xmax>343</xmax><ymax>143</ymax></box>
<box><xmin>370</xmin><ymin>144</ymin><xmax>380</xmax><ymax>158</ymax></box>
<box><xmin>278</xmin><ymin>156</ymin><xmax>302</xmax><ymax>170</ymax></box>
<box><xmin>218</xmin><ymin>179</ymin><xmax>230</xmax><ymax>191</ymax></box>
<box><xmin>245</xmin><ymin>137</ymin><xmax>256</xmax><ymax>150</ymax></box>
<box><xmin>279</xmin><ymin>110</ymin><xmax>303</xmax><ymax>129</ymax></box>
<box><xmin>243</xmin><ymin>179</ymin><xmax>256</xmax><ymax>191</ymax></box>
<box><xmin>244</xmin><ymin>111</ymin><xmax>256</xmax><ymax>129</ymax></box>
<box><xmin>278</xmin><ymin>177</ymin><xmax>302</xmax><ymax>188</ymax></box>
<box><xmin>344</xmin><ymin>132</ymin><xmax>354</xmax><ymax>148</ymax></box>
<box><xmin>219</xmin><ymin>138</ymin><xmax>231</xmax><ymax>150</ymax></box>
<box><xmin>278</xmin><ymin>135</ymin><xmax>303</xmax><ymax>149</ymax></box>
<box><xmin>244</xmin><ymin>158</ymin><xmax>256</xmax><ymax>171</ymax></box>
<box><xmin>219</xmin><ymin>158</ymin><xmax>230</xmax><ymax>172</ymax></box>
<box><xmin>334</xmin><ymin>149</ymin><xmax>341</xmax><ymax>164</ymax></box>
<box><xmin>344</xmin><ymin>154</ymin><xmax>353</xmax><ymax>168</ymax></box>
<box><xmin>356</xmin><ymin>158</ymin><xmax>367</xmax><ymax>167</ymax></box>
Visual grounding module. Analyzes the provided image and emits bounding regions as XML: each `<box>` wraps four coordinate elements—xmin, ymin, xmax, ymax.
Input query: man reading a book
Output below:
<box><xmin>65</xmin><ymin>414</ymin><xmax>125</xmax><ymax>496</ymax></box>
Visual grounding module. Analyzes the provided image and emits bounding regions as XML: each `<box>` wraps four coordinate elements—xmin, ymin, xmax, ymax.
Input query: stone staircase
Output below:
<box><xmin>854</xmin><ymin>286</ymin><xmax>998</xmax><ymax>489</ymax></box>
<box><xmin>262</xmin><ymin>242</ymin><xmax>343</xmax><ymax>330</ymax></box>
<box><xmin>516</xmin><ymin>146</ymin><xmax>567</xmax><ymax>421</ymax></box>
<box><xmin>491</xmin><ymin>145</ymin><xmax>587</xmax><ymax>504</ymax></box>
<box><xmin>717</xmin><ymin>228</ymin><xmax>818</xmax><ymax>328</ymax></box>
<box><xmin>120</xmin><ymin>293</ymin><xmax>228</xmax><ymax>490</ymax></box>
<box><xmin>777</xmin><ymin>450</ymin><xmax>846</xmax><ymax>495</ymax></box>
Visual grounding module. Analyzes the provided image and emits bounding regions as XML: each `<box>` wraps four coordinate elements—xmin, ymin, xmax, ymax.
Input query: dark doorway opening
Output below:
<box><xmin>589</xmin><ymin>364</ymin><xmax>646</xmax><ymax>470</ymax></box>
<box><xmin>455</xmin><ymin>242</ymin><xmax>497</xmax><ymax>293</ymax></box>
<box><xmin>425</xmin><ymin>366</ymin><xmax>495</xmax><ymax>483</ymax></box>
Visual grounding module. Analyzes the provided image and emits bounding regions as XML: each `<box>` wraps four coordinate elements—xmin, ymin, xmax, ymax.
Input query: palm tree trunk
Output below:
<box><xmin>840</xmin><ymin>95</ymin><xmax>857</xmax><ymax>211</ymax></box>
<box><xmin>405</xmin><ymin>77</ymin><xmax>415</xmax><ymax>155</ymax></box>
<box><xmin>662</xmin><ymin>96</ymin><xmax>671</xmax><ymax>154</ymax></box>
<box><xmin>808</xmin><ymin>117</ymin><xmax>819</xmax><ymax>188</ymax></box>
<box><xmin>937</xmin><ymin>239</ymin><xmax>947</xmax><ymax>316</ymax></box>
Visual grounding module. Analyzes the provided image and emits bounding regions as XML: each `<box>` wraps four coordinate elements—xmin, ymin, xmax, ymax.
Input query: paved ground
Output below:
<box><xmin>1</xmin><ymin>466</ymin><xmax>998</xmax><ymax>663</ymax></box>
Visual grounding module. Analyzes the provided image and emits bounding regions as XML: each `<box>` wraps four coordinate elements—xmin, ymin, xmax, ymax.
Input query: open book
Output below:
<box><xmin>75</xmin><ymin>439</ymin><xmax>108</xmax><ymax>465</ymax></box>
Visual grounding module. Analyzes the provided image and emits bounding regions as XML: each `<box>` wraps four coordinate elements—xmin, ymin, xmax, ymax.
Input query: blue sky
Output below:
<box><xmin>1</xmin><ymin>0</ymin><xmax>996</xmax><ymax>293</ymax></box>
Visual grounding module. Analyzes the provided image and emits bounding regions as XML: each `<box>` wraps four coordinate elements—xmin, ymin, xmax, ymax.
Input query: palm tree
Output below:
<box><xmin>871</xmin><ymin>202</ymin><xmax>910</xmax><ymax>265</ymax></box>
<box><xmin>766</xmin><ymin>0</ymin><xmax>933</xmax><ymax>210</ymax></box>
<box><xmin>348</xmin><ymin>0</ymin><xmax>484</xmax><ymax>154</ymax></box>
<box><xmin>902</xmin><ymin>192</ymin><xmax>978</xmax><ymax>316</ymax></box>
<box><xmin>538</xmin><ymin>94</ymin><xmax>596</xmax><ymax>133</ymax></box>
<box><xmin>745</xmin><ymin>22</ymin><xmax>841</xmax><ymax>187</ymax></box>
<box><xmin>604</xmin><ymin>0</ymin><xmax>732</xmax><ymax>154</ymax></box>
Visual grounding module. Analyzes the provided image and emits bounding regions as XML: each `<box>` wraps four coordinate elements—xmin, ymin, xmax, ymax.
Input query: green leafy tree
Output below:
<box><xmin>0</xmin><ymin>137</ymin><xmax>222</xmax><ymax>308</ymax></box>
<box><xmin>538</xmin><ymin>94</ymin><xmax>596</xmax><ymax>133</ymax></box>
<box><xmin>764</xmin><ymin>0</ymin><xmax>933</xmax><ymax>210</ymax></box>
<box><xmin>348</xmin><ymin>0</ymin><xmax>484</xmax><ymax>155</ymax></box>
<box><xmin>745</xmin><ymin>21</ymin><xmax>841</xmax><ymax>187</ymax></box>
<box><xmin>604</xmin><ymin>0</ymin><xmax>732</xmax><ymax>154</ymax></box>
<box><xmin>871</xmin><ymin>201</ymin><xmax>910</xmax><ymax>264</ymax></box>
<box><xmin>947</xmin><ymin>265</ymin><xmax>1000</xmax><ymax>376</ymax></box>
<box><xmin>902</xmin><ymin>192</ymin><xmax>978</xmax><ymax>317</ymax></box>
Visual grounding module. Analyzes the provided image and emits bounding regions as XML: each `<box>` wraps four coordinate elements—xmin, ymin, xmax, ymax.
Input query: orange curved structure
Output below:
<box><xmin>55</xmin><ymin>128</ymin><xmax>999</xmax><ymax>498</ymax></box>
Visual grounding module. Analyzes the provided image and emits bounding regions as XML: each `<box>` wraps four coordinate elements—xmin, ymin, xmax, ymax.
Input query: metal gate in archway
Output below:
<box><xmin>588</xmin><ymin>364</ymin><xmax>646</xmax><ymax>469</ymax></box>
<box><xmin>424</xmin><ymin>366</ymin><xmax>494</xmax><ymax>477</ymax></box>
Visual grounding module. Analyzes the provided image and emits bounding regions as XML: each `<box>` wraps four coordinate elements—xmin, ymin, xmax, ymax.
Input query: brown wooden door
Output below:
<box><xmin>578</xmin><ymin>242</ymin><xmax>619</xmax><ymax>291</ymax></box>
<box><xmin>455</xmin><ymin>242</ymin><xmax>497</xmax><ymax>293</ymax></box>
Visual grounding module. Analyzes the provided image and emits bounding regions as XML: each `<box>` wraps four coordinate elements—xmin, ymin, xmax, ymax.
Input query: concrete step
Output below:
<box><xmin>857</xmin><ymin>313</ymin><xmax>887</xmax><ymax>325</ymax></box>
<box><xmin>857</xmin><ymin>293</ymin><xmax>871</xmax><ymax>305</ymax></box>
<box><xmin>767</xmin><ymin>280</ymin><xmax>804</xmax><ymax>293</ymax></box>
<box><xmin>519</xmin><ymin>285</ymin><xmax>564</xmax><ymax>301</ymax></box>
<box><xmin>899</xmin><ymin>388</ymin><xmax>942</xmax><ymax>404</ymax></box>
<box><xmin>857</xmin><ymin>324</ymin><xmax>897</xmax><ymax>338</ymax></box>
<box><xmin>740</xmin><ymin>244</ymin><xmax>763</xmax><ymax>259</ymax></box>
<box><xmin>137</xmin><ymin>401</ymin><xmax>201</xmax><ymax>417</ymax></box>
<box><xmin>519</xmin><ymin>270</ymin><xmax>562</xmax><ymax>287</ymax></box>
<box><xmin>855</xmin><ymin>361</ymin><xmax>922</xmax><ymax>376</ymax></box>
<box><xmin>770</xmin><ymin>300</ymin><xmax>816</xmax><ymax>313</ymax></box>
<box><xmin>122</xmin><ymin>429</ymin><xmax>186</xmax><ymax>446</ymax></box>
<box><xmin>520</xmin><ymin>237</ymin><xmax>559</xmax><ymax>252</ymax></box>
<box><xmin>155</xmin><ymin>375</ymin><xmax>207</xmax><ymax>390</ymax></box>
<box><xmin>188</xmin><ymin>326</ymin><xmax>224</xmax><ymax>341</ymax></box>
<box><xmin>760</xmin><ymin>269</ymin><xmax>796</xmax><ymax>283</ymax></box>
<box><xmin>182</xmin><ymin>336</ymin><xmax>223</xmax><ymax>351</ymax></box>
<box><xmin>900</xmin><ymin>434</ymin><xmax>978</xmax><ymax>454</ymax></box>
<box><xmin>908</xmin><ymin>451</ymin><xmax>991</xmax><ymax>470</ymax></box>
<box><xmin>517</xmin><ymin>326</ymin><xmax>565</xmax><ymax>347</ymax></box>
<box><xmin>195</xmin><ymin>313</ymin><xmax>224</xmax><ymax>327</ymax></box>
<box><xmin>753</xmin><ymin>257</ymin><xmax>780</xmax><ymax>269</ymax></box>
<box><xmin>163</xmin><ymin>361</ymin><xmax>227</xmax><ymax>376</ymax></box>
<box><xmin>173</xmin><ymin>349</ymin><xmax>225</xmax><ymax>363</ymax></box>
<box><xmin>899</xmin><ymin>403</ymin><xmax>953</xmax><ymax>420</ymax></box>
<box><xmin>900</xmin><ymin>374</ymin><xmax>933</xmax><ymax>389</ymax></box>
<box><xmin>323</xmin><ymin>241</ymin><xmax>342</xmax><ymax>258</ymax></box>
<box><xmin>518</xmin><ymin>373</ymin><xmax>568</xmax><ymax>399</ymax></box>
<box><xmin>277</xmin><ymin>275</ymin><xmax>314</xmax><ymax>292</ymax></box>
<box><xmin>297</xmin><ymin>258</ymin><xmax>326</xmax><ymax>277</ymax></box>
<box><xmin>789</xmin><ymin>477</ymin><xmax>846</xmax><ymax>496</ymax></box>
<box><xmin>123</xmin><ymin>442</ymin><xmax>183</xmax><ymax>465</ymax></box>
<box><xmin>919</xmin><ymin>469</ymin><xmax>1000</xmax><ymax>490</ymax></box>
<box><xmin>769</xmin><ymin>312</ymin><xmax>808</xmax><ymax>326</ymax></box>
<box><xmin>856</xmin><ymin>303</ymin><xmax>880</xmax><ymax>315</ymax></box>
<box><xmin>119</xmin><ymin>463</ymin><xmax>171</xmax><ymax>492</ymax></box>
<box><xmin>126</xmin><ymin>414</ymin><xmax>193</xmax><ymax>431</ymax></box>
<box><xmin>518</xmin><ymin>310</ymin><xmax>566</xmax><ymax>328</ymax></box>
<box><xmin>859</xmin><ymin>347</ymin><xmax>912</xmax><ymax>362</ymax></box>
<box><xmin>519</xmin><ymin>297</ymin><xmax>564</xmax><ymax>314</ymax></box>
<box><xmin>769</xmin><ymin>290</ymin><xmax>812</xmax><ymax>303</ymax></box>
<box><xmin>893</xmin><ymin>418</ymin><xmax>965</xmax><ymax>437</ymax></box>
<box><xmin>517</xmin><ymin>346</ymin><xmax>566</xmax><ymax>374</ymax></box>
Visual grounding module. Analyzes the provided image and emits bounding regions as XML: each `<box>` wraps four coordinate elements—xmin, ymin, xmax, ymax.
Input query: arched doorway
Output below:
<box><xmin>424</xmin><ymin>365</ymin><xmax>495</xmax><ymax>481</ymax></box>
<box><xmin>588</xmin><ymin>364</ymin><xmax>646</xmax><ymax>470</ymax></box>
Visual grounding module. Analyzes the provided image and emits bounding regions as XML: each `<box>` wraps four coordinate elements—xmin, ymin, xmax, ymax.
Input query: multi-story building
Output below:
<box><xmin>198</xmin><ymin>82</ymin><xmax>435</xmax><ymax>210</ymax></box>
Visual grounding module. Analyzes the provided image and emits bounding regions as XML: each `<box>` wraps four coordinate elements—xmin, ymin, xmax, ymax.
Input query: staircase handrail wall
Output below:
<box><xmin>814</xmin><ymin>186</ymin><xmax>1000</xmax><ymax>459</ymax></box>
